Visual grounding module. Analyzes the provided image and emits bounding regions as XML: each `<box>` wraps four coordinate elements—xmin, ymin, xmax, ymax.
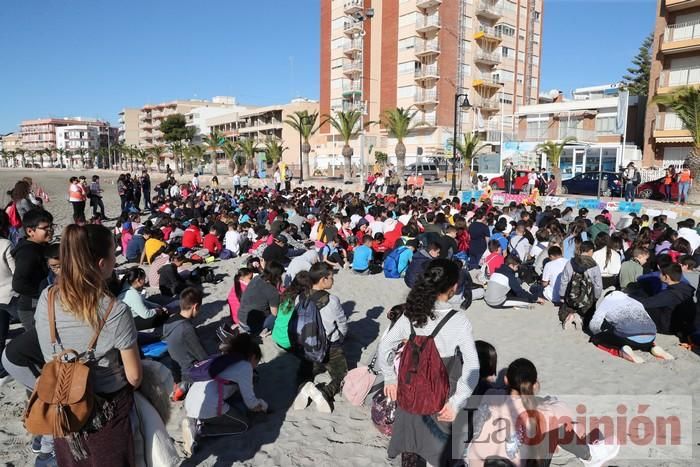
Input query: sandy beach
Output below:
<box><xmin>0</xmin><ymin>169</ymin><xmax>698</xmax><ymax>467</ymax></box>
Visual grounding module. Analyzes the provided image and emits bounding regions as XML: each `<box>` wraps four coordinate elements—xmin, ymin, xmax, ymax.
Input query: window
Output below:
<box><xmin>533</xmin><ymin>11</ymin><xmax>540</xmax><ymax>21</ymax></box>
<box><xmin>398</xmin><ymin>85</ymin><xmax>416</xmax><ymax>99</ymax></box>
<box><xmin>331</xmin><ymin>78</ymin><xmax>343</xmax><ymax>90</ymax></box>
<box><xmin>331</xmin><ymin>58</ymin><xmax>342</xmax><ymax>69</ymax></box>
<box><xmin>399</xmin><ymin>12</ymin><xmax>417</xmax><ymax>28</ymax></box>
<box><xmin>398</xmin><ymin>61</ymin><xmax>415</xmax><ymax>75</ymax></box>
<box><xmin>527</xmin><ymin>120</ymin><xmax>547</xmax><ymax>139</ymax></box>
<box><xmin>398</xmin><ymin>37</ymin><xmax>415</xmax><ymax>51</ymax></box>
<box><xmin>596</xmin><ymin>115</ymin><xmax>617</xmax><ymax>135</ymax></box>
<box><xmin>495</xmin><ymin>24</ymin><xmax>515</xmax><ymax>37</ymax></box>
<box><xmin>500</xmin><ymin>94</ymin><xmax>513</xmax><ymax>105</ymax></box>
<box><xmin>331</xmin><ymin>38</ymin><xmax>343</xmax><ymax>49</ymax></box>
<box><xmin>501</xmin><ymin>46</ymin><xmax>512</xmax><ymax>57</ymax></box>
<box><xmin>518</xmin><ymin>51</ymin><xmax>525</xmax><ymax>62</ymax></box>
<box><xmin>331</xmin><ymin>18</ymin><xmax>344</xmax><ymax>30</ymax></box>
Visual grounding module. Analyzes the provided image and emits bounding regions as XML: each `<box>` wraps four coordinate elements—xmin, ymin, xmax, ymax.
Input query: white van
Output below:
<box><xmin>404</xmin><ymin>163</ymin><xmax>440</xmax><ymax>181</ymax></box>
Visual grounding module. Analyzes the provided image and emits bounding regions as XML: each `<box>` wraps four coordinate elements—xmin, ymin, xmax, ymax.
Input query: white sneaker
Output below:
<box><xmin>307</xmin><ymin>384</ymin><xmax>332</xmax><ymax>413</ymax></box>
<box><xmin>581</xmin><ymin>437</ymin><xmax>620</xmax><ymax>467</ymax></box>
<box><xmin>651</xmin><ymin>345</ymin><xmax>675</xmax><ymax>360</ymax></box>
<box><xmin>181</xmin><ymin>417</ymin><xmax>198</xmax><ymax>457</ymax></box>
<box><xmin>292</xmin><ymin>382</ymin><xmax>314</xmax><ymax>410</ymax></box>
<box><xmin>620</xmin><ymin>345</ymin><xmax>645</xmax><ymax>364</ymax></box>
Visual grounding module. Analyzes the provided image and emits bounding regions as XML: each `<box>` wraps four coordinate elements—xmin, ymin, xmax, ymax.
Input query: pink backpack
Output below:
<box><xmin>342</xmin><ymin>361</ymin><xmax>377</xmax><ymax>407</ymax></box>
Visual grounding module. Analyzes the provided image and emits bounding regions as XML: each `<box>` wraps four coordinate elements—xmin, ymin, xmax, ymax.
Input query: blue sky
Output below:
<box><xmin>0</xmin><ymin>0</ymin><xmax>656</xmax><ymax>134</ymax></box>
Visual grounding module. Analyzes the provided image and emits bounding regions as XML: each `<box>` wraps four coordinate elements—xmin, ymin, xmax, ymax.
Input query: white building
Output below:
<box><xmin>186</xmin><ymin>97</ymin><xmax>248</xmax><ymax>144</ymax></box>
<box><xmin>55</xmin><ymin>125</ymin><xmax>100</xmax><ymax>151</ymax></box>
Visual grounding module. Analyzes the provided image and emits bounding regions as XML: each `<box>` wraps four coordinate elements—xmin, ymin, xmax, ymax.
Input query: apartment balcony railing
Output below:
<box><xmin>343</xmin><ymin>39</ymin><xmax>363</xmax><ymax>54</ymax></box>
<box><xmin>344</xmin><ymin>21</ymin><xmax>363</xmax><ymax>36</ymax></box>
<box><xmin>475</xmin><ymin>1</ymin><xmax>504</xmax><ymax>20</ymax></box>
<box><xmin>414</xmin><ymin>89</ymin><xmax>439</xmax><ymax>104</ymax></box>
<box><xmin>417</xmin><ymin>112</ymin><xmax>437</xmax><ymax>126</ymax></box>
<box><xmin>658</xmin><ymin>68</ymin><xmax>700</xmax><ymax>92</ymax></box>
<box><xmin>474</xmin><ymin>25</ymin><xmax>503</xmax><ymax>42</ymax></box>
<box><xmin>414</xmin><ymin>65</ymin><xmax>440</xmax><ymax>80</ymax></box>
<box><xmin>663</xmin><ymin>20</ymin><xmax>700</xmax><ymax>53</ymax></box>
<box><xmin>557</xmin><ymin>127</ymin><xmax>597</xmax><ymax>142</ymax></box>
<box><xmin>415</xmin><ymin>39</ymin><xmax>440</xmax><ymax>56</ymax></box>
<box><xmin>416</xmin><ymin>0</ymin><xmax>442</xmax><ymax>8</ymax></box>
<box><xmin>342</xmin><ymin>59</ymin><xmax>363</xmax><ymax>75</ymax></box>
<box><xmin>475</xmin><ymin>96</ymin><xmax>500</xmax><ymax>110</ymax></box>
<box><xmin>472</xmin><ymin>74</ymin><xmax>502</xmax><ymax>89</ymax></box>
<box><xmin>416</xmin><ymin>14</ymin><xmax>441</xmax><ymax>33</ymax></box>
<box><xmin>343</xmin><ymin>0</ymin><xmax>363</xmax><ymax>15</ymax></box>
<box><xmin>474</xmin><ymin>51</ymin><xmax>501</xmax><ymax>65</ymax></box>
<box><xmin>341</xmin><ymin>100</ymin><xmax>364</xmax><ymax>113</ymax></box>
<box><xmin>342</xmin><ymin>81</ymin><xmax>362</xmax><ymax>96</ymax></box>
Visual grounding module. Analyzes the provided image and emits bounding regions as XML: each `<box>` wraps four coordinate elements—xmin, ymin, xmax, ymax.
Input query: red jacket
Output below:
<box><xmin>203</xmin><ymin>233</ymin><xmax>222</xmax><ymax>255</ymax></box>
<box><xmin>182</xmin><ymin>226</ymin><xmax>203</xmax><ymax>249</ymax></box>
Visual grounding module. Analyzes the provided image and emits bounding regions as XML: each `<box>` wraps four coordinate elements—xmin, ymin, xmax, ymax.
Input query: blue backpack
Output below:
<box><xmin>188</xmin><ymin>353</ymin><xmax>243</xmax><ymax>382</ymax></box>
<box><xmin>383</xmin><ymin>246</ymin><xmax>407</xmax><ymax>279</ymax></box>
<box><xmin>288</xmin><ymin>290</ymin><xmax>335</xmax><ymax>363</ymax></box>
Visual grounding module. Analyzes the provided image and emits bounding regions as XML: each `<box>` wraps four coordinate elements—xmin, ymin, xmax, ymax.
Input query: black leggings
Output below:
<box><xmin>71</xmin><ymin>201</ymin><xmax>85</xmax><ymax>220</ymax></box>
<box><xmin>133</xmin><ymin>312</ymin><xmax>169</xmax><ymax>331</ymax></box>
<box><xmin>590</xmin><ymin>329</ymin><xmax>654</xmax><ymax>352</ymax></box>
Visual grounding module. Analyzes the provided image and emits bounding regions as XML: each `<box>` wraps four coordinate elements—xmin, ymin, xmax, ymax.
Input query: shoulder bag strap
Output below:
<box><xmin>86</xmin><ymin>298</ymin><xmax>117</xmax><ymax>353</ymax></box>
<box><xmin>429</xmin><ymin>309</ymin><xmax>460</xmax><ymax>338</ymax></box>
<box><xmin>47</xmin><ymin>286</ymin><xmax>59</xmax><ymax>348</ymax></box>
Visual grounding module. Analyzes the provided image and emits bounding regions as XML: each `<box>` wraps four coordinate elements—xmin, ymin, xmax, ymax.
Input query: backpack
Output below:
<box><xmin>396</xmin><ymin>309</ymin><xmax>459</xmax><ymax>415</ymax></box>
<box><xmin>383</xmin><ymin>246</ymin><xmax>407</xmax><ymax>279</ymax></box>
<box><xmin>5</xmin><ymin>202</ymin><xmax>21</xmax><ymax>229</ymax></box>
<box><xmin>272</xmin><ymin>298</ymin><xmax>295</xmax><ymax>350</ymax></box>
<box><xmin>287</xmin><ymin>290</ymin><xmax>334</xmax><ymax>363</ymax></box>
<box><xmin>24</xmin><ymin>287</ymin><xmax>116</xmax><ymax>437</ymax></box>
<box><xmin>188</xmin><ymin>353</ymin><xmax>244</xmax><ymax>382</ymax></box>
<box><xmin>507</xmin><ymin>236</ymin><xmax>527</xmax><ymax>261</ymax></box>
<box><xmin>564</xmin><ymin>270</ymin><xmax>595</xmax><ymax>312</ymax></box>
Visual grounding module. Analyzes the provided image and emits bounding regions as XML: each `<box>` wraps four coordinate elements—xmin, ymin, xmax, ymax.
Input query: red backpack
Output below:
<box><xmin>5</xmin><ymin>202</ymin><xmax>21</xmax><ymax>228</ymax></box>
<box><xmin>396</xmin><ymin>309</ymin><xmax>458</xmax><ymax>415</ymax></box>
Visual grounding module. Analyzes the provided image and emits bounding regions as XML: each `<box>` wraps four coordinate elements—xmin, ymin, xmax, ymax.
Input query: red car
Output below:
<box><xmin>489</xmin><ymin>171</ymin><xmax>532</xmax><ymax>193</ymax></box>
<box><xmin>636</xmin><ymin>177</ymin><xmax>678</xmax><ymax>200</ymax></box>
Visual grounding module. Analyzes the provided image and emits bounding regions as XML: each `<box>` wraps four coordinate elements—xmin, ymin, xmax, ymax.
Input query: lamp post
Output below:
<box><xmin>450</xmin><ymin>93</ymin><xmax>471</xmax><ymax>196</ymax></box>
<box><xmin>298</xmin><ymin>114</ymin><xmax>311</xmax><ymax>185</ymax></box>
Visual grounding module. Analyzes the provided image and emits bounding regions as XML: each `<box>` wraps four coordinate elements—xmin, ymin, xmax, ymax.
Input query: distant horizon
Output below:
<box><xmin>0</xmin><ymin>0</ymin><xmax>655</xmax><ymax>134</ymax></box>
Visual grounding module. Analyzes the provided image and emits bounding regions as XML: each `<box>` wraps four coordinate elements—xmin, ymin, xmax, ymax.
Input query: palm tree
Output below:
<box><xmin>222</xmin><ymin>140</ymin><xmax>240</xmax><ymax>175</ymax></box>
<box><xmin>149</xmin><ymin>145</ymin><xmax>166</xmax><ymax>172</ymax></box>
<box><xmin>264</xmin><ymin>137</ymin><xmax>287</xmax><ymax>167</ymax></box>
<box><xmin>536</xmin><ymin>137</ymin><xmax>576</xmax><ymax>194</ymax></box>
<box><xmin>284</xmin><ymin>110</ymin><xmax>319</xmax><ymax>180</ymax></box>
<box><xmin>43</xmin><ymin>148</ymin><xmax>54</xmax><ymax>168</ymax></box>
<box><xmin>15</xmin><ymin>149</ymin><xmax>26</xmax><ymax>168</ymax></box>
<box><xmin>655</xmin><ymin>86</ymin><xmax>700</xmax><ymax>202</ymax></box>
<box><xmin>380</xmin><ymin>107</ymin><xmax>419</xmax><ymax>176</ymax></box>
<box><xmin>203</xmin><ymin>130</ymin><xmax>226</xmax><ymax>177</ymax></box>
<box><xmin>325</xmin><ymin>110</ymin><xmax>363</xmax><ymax>183</ymax></box>
<box><xmin>454</xmin><ymin>132</ymin><xmax>489</xmax><ymax>182</ymax></box>
<box><xmin>237</xmin><ymin>137</ymin><xmax>259</xmax><ymax>176</ymax></box>
<box><xmin>185</xmin><ymin>145</ymin><xmax>206</xmax><ymax>173</ymax></box>
<box><xmin>55</xmin><ymin>148</ymin><xmax>68</xmax><ymax>169</ymax></box>
<box><xmin>96</xmin><ymin>147</ymin><xmax>109</xmax><ymax>169</ymax></box>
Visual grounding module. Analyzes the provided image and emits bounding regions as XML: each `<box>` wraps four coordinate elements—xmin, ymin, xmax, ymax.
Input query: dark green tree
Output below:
<box><xmin>622</xmin><ymin>33</ymin><xmax>653</xmax><ymax>96</ymax></box>
<box><xmin>160</xmin><ymin>114</ymin><xmax>195</xmax><ymax>143</ymax></box>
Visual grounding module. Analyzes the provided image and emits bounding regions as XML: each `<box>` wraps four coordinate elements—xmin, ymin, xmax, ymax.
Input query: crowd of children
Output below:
<box><xmin>2</xmin><ymin>169</ymin><xmax>700</xmax><ymax>467</ymax></box>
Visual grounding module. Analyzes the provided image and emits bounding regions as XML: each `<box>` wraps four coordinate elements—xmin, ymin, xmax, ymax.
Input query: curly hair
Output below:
<box><xmin>404</xmin><ymin>258</ymin><xmax>460</xmax><ymax>328</ymax></box>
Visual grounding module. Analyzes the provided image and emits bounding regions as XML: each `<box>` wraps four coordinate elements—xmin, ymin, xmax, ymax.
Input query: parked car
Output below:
<box><xmin>636</xmin><ymin>177</ymin><xmax>678</xmax><ymax>200</ymax></box>
<box><xmin>560</xmin><ymin>171</ymin><xmax>622</xmax><ymax>197</ymax></box>
<box><xmin>489</xmin><ymin>170</ymin><xmax>531</xmax><ymax>193</ymax></box>
<box><xmin>403</xmin><ymin>163</ymin><xmax>440</xmax><ymax>181</ymax></box>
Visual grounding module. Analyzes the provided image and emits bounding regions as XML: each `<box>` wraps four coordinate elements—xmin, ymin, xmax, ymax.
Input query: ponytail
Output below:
<box><xmin>506</xmin><ymin>358</ymin><xmax>541</xmax><ymax>460</ymax></box>
<box><xmin>234</xmin><ymin>267</ymin><xmax>252</xmax><ymax>300</ymax></box>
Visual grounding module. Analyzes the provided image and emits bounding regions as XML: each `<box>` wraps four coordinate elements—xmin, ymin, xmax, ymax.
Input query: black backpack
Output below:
<box><xmin>564</xmin><ymin>271</ymin><xmax>594</xmax><ymax>312</ymax></box>
<box><xmin>288</xmin><ymin>290</ymin><xmax>337</xmax><ymax>363</ymax></box>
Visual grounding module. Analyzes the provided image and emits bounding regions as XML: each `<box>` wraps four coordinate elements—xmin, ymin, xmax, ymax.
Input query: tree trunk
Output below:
<box><xmin>552</xmin><ymin>166</ymin><xmax>562</xmax><ymax>195</ymax></box>
<box><xmin>302</xmin><ymin>141</ymin><xmax>311</xmax><ymax>180</ymax></box>
<box><xmin>687</xmin><ymin>148</ymin><xmax>700</xmax><ymax>205</ymax></box>
<box><xmin>395</xmin><ymin>141</ymin><xmax>406</xmax><ymax>177</ymax></box>
<box><xmin>342</xmin><ymin>144</ymin><xmax>353</xmax><ymax>183</ymax></box>
<box><xmin>211</xmin><ymin>152</ymin><xmax>218</xmax><ymax>176</ymax></box>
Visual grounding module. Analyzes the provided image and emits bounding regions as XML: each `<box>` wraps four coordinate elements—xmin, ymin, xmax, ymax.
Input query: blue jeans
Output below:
<box><xmin>679</xmin><ymin>181</ymin><xmax>690</xmax><ymax>204</ymax></box>
<box><xmin>624</xmin><ymin>182</ymin><xmax>636</xmax><ymax>202</ymax></box>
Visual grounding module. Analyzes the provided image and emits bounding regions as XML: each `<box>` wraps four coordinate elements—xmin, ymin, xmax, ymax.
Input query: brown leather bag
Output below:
<box><xmin>24</xmin><ymin>287</ymin><xmax>116</xmax><ymax>437</ymax></box>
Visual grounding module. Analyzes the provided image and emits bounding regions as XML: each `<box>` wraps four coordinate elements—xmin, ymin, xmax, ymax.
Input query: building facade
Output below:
<box><xmin>644</xmin><ymin>0</ymin><xmax>700</xmax><ymax>167</ymax></box>
<box><xmin>318</xmin><ymin>0</ymin><xmax>543</xmax><ymax>167</ymax></box>
<box><xmin>119</xmin><ymin>108</ymin><xmax>140</xmax><ymax>147</ymax></box>
<box><xmin>55</xmin><ymin>125</ymin><xmax>100</xmax><ymax>152</ymax></box>
<box><xmin>19</xmin><ymin>118</ymin><xmax>113</xmax><ymax>152</ymax></box>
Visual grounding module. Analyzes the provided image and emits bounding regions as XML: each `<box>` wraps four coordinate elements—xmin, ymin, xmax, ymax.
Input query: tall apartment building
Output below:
<box><xmin>119</xmin><ymin>108</ymin><xmax>140</xmax><ymax>147</ymax></box>
<box><xmin>55</xmin><ymin>125</ymin><xmax>100</xmax><ymax>152</ymax></box>
<box><xmin>19</xmin><ymin>118</ymin><xmax>114</xmax><ymax>151</ymax></box>
<box><xmin>137</xmin><ymin>97</ymin><xmax>234</xmax><ymax>148</ymax></box>
<box><xmin>319</xmin><ymin>0</ymin><xmax>543</xmax><ymax>164</ymax></box>
<box><xmin>645</xmin><ymin>0</ymin><xmax>700</xmax><ymax>167</ymax></box>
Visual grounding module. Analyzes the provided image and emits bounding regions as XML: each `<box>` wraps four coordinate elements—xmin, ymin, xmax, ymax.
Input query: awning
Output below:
<box><xmin>554</xmin><ymin>110</ymin><xmax>597</xmax><ymax>118</ymax></box>
<box><xmin>655</xmin><ymin>137</ymin><xmax>694</xmax><ymax>144</ymax></box>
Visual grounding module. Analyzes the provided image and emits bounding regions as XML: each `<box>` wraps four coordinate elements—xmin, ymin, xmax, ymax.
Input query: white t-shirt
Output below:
<box><xmin>530</xmin><ymin>241</ymin><xmax>549</xmax><ymax>260</ymax></box>
<box><xmin>542</xmin><ymin>257</ymin><xmax>568</xmax><ymax>303</ymax></box>
<box><xmin>369</xmin><ymin>220</ymin><xmax>385</xmax><ymax>235</ymax></box>
<box><xmin>232</xmin><ymin>174</ymin><xmax>241</xmax><ymax>186</ymax></box>
<box><xmin>191</xmin><ymin>176</ymin><xmax>200</xmax><ymax>189</ymax></box>
<box><xmin>274</xmin><ymin>171</ymin><xmax>281</xmax><ymax>183</ymax></box>
<box><xmin>224</xmin><ymin>230</ymin><xmax>241</xmax><ymax>255</ymax></box>
<box><xmin>528</xmin><ymin>172</ymin><xmax>537</xmax><ymax>185</ymax></box>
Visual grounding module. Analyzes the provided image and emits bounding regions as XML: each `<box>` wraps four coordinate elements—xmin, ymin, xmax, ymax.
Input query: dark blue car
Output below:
<box><xmin>560</xmin><ymin>171</ymin><xmax>622</xmax><ymax>197</ymax></box>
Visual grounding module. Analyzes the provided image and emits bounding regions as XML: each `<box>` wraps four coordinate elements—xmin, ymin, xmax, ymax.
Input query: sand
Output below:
<box><xmin>0</xmin><ymin>169</ymin><xmax>697</xmax><ymax>467</ymax></box>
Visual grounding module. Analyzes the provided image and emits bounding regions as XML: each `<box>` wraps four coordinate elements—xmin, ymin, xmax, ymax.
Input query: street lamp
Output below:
<box><xmin>299</xmin><ymin>114</ymin><xmax>311</xmax><ymax>185</ymax></box>
<box><xmin>450</xmin><ymin>93</ymin><xmax>471</xmax><ymax>196</ymax></box>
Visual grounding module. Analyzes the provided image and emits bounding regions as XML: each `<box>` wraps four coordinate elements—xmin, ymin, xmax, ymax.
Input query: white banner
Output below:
<box><xmin>616</xmin><ymin>90</ymin><xmax>629</xmax><ymax>135</ymax></box>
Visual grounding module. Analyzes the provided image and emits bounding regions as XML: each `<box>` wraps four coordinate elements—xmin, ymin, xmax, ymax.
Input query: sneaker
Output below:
<box><xmin>651</xmin><ymin>345</ymin><xmax>675</xmax><ymax>361</ymax></box>
<box><xmin>171</xmin><ymin>383</ymin><xmax>186</xmax><ymax>402</ymax></box>
<box><xmin>181</xmin><ymin>417</ymin><xmax>198</xmax><ymax>457</ymax></box>
<box><xmin>307</xmin><ymin>384</ymin><xmax>332</xmax><ymax>414</ymax></box>
<box><xmin>581</xmin><ymin>437</ymin><xmax>620</xmax><ymax>467</ymax></box>
<box><xmin>292</xmin><ymin>382</ymin><xmax>314</xmax><ymax>410</ymax></box>
<box><xmin>31</xmin><ymin>435</ymin><xmax>42</xmax><ymax>454</ymax></box>
<box><xmin>620</xmin><ymin>345</ymin><xmax>645</xmax><ymax>364</ymax></box>
<box><xmin>35</xmin><ymin>452</ymin><xmax>57</xmax><ymax>467</ymax></box>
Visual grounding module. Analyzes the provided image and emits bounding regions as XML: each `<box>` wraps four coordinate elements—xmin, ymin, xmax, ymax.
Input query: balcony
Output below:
<box><xmin>473</xmin><ymin>25</ymin><xmax>503</xmax><ymax>43</ymax></box>
<box><xmin>472</xmin><ymin>75</ymin><xmax>502</xmax><ymax>90</ymax></box>
<box><xmin>474</xmin><ymin>51</ymin><xmax>501</xmax><ymax>66</ymax></box>
<box><xmin>344</xmin><ymin>21</ymin><xmax>363</xmax><ymax>36</ymax></box>
<box><xmin>475</xmin><ymin>1</ymin><xmax>504</xmax><ymax>20</ymax></box>
<box><xmin>342</xmin><ymin>81</ymin><xmax>362</xmax><ymax>97</ymax></box>
<box><xmin>657</xmin><ymin>68</ymin><xmax>700</xmax><ymax>94</ymax></box>
<box><xmin>475</xmin><ymin>96</ymin><xmax>500</xmax><ymax>111</ymax></box>
<box><xmin>344</xmin><ymin>0</ymin><xmax>363</xmax><ymax>15</ymax></box>
<box><xmin>342</xmin><ymin>59</ymin><xmax>363</xmax><ymax>76</ymax></box>
<box><xmin>414</xmin><ymin>89</ymin><xmax>439</xmax><ymax>105</ymax></box>
<box><xmin>653</xmin><ymin>113</ymin><xmax>693</xmax><ymax>142</ymax></box>
<box><xmin>415</xmin><ymin>39</ymin><xmax>440</xmax><ymax>56</ymax></box>
<box><xmin>417</xmin><ymin>0</ymin><xmax>442</xmax><ymax>8</ymax></box>
<box><xmin>558</xmin><ymin>127</ymin><xmax>597</xmax><ymax>142</ymax></box>
<box><xmin>416</xmin><ymin>14</ymin><xmax>441</xmax><ymax>33</ymax></box>
<box><xmin>343</xmin><ymin>39</ymin><xmax>362</xmax><ymax>55</ymax></box>
<box><xmin>416</xmin><ymin>112</ymin><xmax>437</xmax><ymax>127</ymax></box>
<box><xmin>662</xmin><ymin>21</ymin><xmax>700</xmax><ymax>54</ymax></box>
<box><xmin>414</xmin><ymin>64</ymin><xmax>440</xmax><ymax>81</ymax></box>
<box><xmin>341</xmin><ymin>100</ymin><xmax>363</xmax><ymax>113</ymax></box>
<box><xmin>665</xmin><ymin>0</ymin><xmax>700</xmax><ymax>11</ymax></box>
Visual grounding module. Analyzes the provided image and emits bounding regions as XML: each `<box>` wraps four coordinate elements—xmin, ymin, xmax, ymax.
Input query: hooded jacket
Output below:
<box><xmin>11</xmin><ymin>239</ymin><xmax>48</xmax><ymax>309</ymax></box>
<box><xmin>162</xmin><ymin>314</ymin><xmax>208</xmax><ymax>381</ymax></box>
<box><xmin>404</xmin><ymin>249</ymin><xmax>433</xmax><ymax>288</ymax></box>
<box><xmin>484</xmin><ymin>264</ymin><xmax>537</xmax><ymax>306</ymax></box>
<box><xmin>558</xmin><ymin>255</ymin><xmax>603</xmax><ymax>303</ymax></box>
<box><xmin>639</xmin><ymin>281</ymin><xmax>696</xmax><ymax>335</ymax></box>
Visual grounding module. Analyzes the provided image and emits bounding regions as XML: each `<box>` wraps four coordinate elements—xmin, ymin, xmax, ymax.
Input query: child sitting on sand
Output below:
<box><xmin>227</xmin><ymin>267</ymin><xmax>253</xmax><ymax>325</ymax></box>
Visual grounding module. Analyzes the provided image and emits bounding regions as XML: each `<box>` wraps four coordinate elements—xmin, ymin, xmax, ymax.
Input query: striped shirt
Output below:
<box><xmin>377</xmin><ymin>302</ymin><xmax>480</xmax><ymax>410</ymax></box>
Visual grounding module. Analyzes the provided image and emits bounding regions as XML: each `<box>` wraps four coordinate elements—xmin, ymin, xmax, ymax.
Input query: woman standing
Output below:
<box><xmin>68</xmin><ymin>177</ymin><xmax>87</xmax><ymax>221</ymax></box>
<box><xmin>34</xmin><ymin>224</ymin><xmax>141</xmax><ymax>466</ymax></box>
<box><xmin>378</xmin><ymin>259</ymin><xmax>480</xmax><ymax>466</ymax></box>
